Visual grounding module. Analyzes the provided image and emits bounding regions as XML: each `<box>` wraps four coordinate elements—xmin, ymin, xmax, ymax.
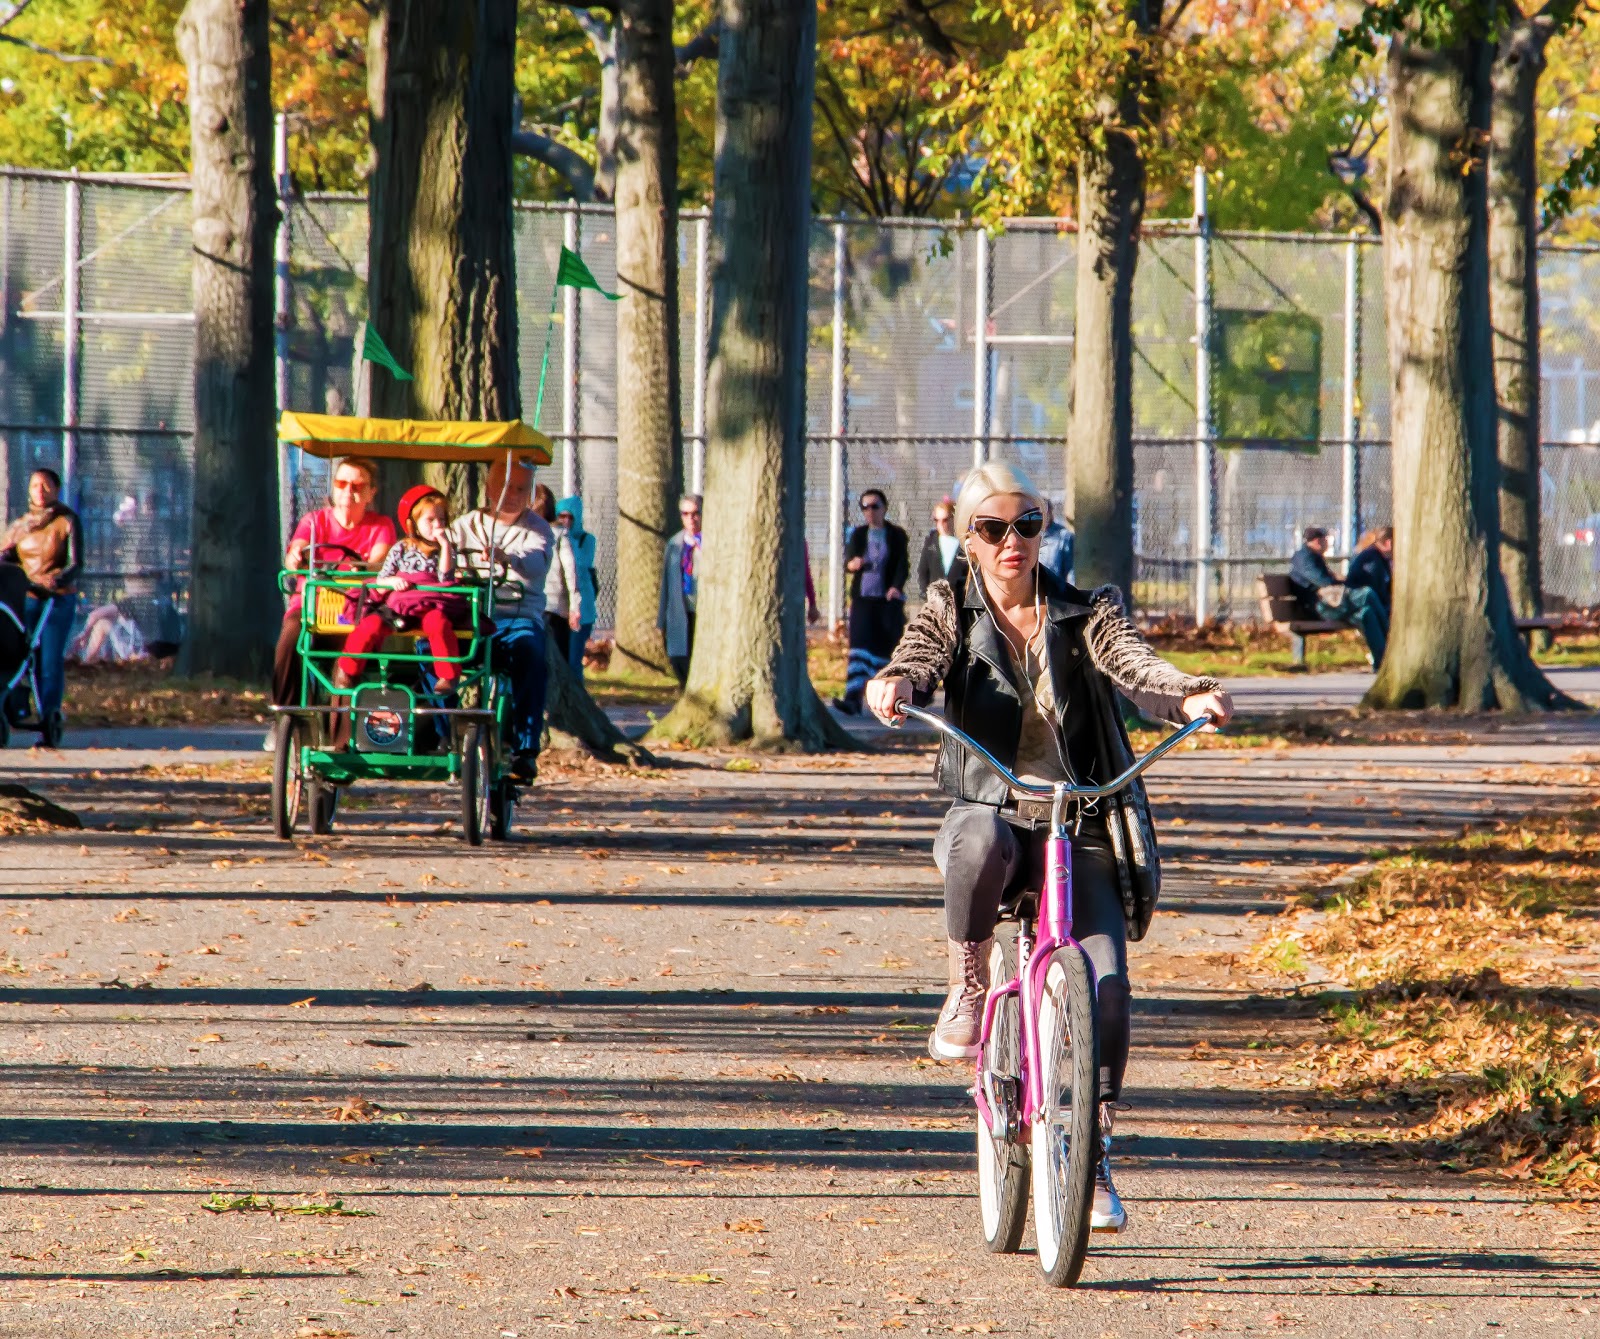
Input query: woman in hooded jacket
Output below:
<box><xmin>555</xmin><ymin>496</ymin><xmax>599</xmax><ymax>673</ymax></box>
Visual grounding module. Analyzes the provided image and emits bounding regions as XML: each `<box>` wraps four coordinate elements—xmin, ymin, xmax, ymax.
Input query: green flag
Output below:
<box><xmin>555</xmin><ymin>246</ymin><xmax>620</xmax><ymax>300</ymax></box>
<box><xmin>361</xmin><ymin>322</ymin><xmax>414</xmax><ymax>382</ymax></box>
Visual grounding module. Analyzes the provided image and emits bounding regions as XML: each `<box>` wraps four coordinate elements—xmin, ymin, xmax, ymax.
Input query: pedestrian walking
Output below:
<box><xmin>555</xmin><ymin>495</ymin><xmax>599</xmax><ymax>674</ymax></box>
<box><xmin>0</xmin><ymin>467</ymin><xmax>83</xmax><ymax>728</ymax></box>
<box><xmin>834</xmin><ymin>488</ymin><xmax>908</xmax><ymax>716</ymax></box>
<box><xmin>1289</xmin><ymin>525</ymin><xmax>1388</xmax><ymax>667</ymax></box>
<box><xmin>659</xmin><ymin>494</ymin><xmax>702</xmax><ymax>686</ymax></box>
<box><xmin>533</xmin><ymin>483</ymin><xmax>582</xmax><ymax>664</ymax></box>
<box><xmin>917</xmin><ymin>498</ymin><xmax>961</xmax><ymax>597</ymax></box>
<box><xmin>1038</xmin><ymin>498</ymin><xmax>1074</xmax><ymax>585</ymax></box>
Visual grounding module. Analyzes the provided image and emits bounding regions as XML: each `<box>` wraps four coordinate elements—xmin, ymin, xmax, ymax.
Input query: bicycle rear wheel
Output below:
<box><xmin>976</xmin><ymin>934</ymin><xmax>1028</xmax><ymax>1253</ymax></box>
<box><xmin>1030</xmin><ymin>945</ymin><xmax>1100</xmax><ymax>1287</ymax></box>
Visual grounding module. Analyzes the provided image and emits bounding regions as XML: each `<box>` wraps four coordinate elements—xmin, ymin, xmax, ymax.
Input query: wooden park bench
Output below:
<box><xmin>1257</xmin><ymin>572</ymin><xmax>1579</xmax><ymax>666</ymax></box>
<box><xmin>1257</xmin><ymin>574</ymin><xmax>1346</xmax><ymax>667</ymax></box>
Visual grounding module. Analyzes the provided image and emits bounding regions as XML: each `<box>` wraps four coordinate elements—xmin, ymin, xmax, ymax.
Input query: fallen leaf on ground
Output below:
<box><xmin>325</xmin><ymin>1096</ymin><xmax>380</xmax><ymax>1122</ymax></box>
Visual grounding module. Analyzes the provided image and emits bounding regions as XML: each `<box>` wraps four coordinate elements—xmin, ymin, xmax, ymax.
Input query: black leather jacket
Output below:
<box><xmin>880</xmin><ymin>564</ymin><xmax>1219</xmax><ymax>939</ymax></box>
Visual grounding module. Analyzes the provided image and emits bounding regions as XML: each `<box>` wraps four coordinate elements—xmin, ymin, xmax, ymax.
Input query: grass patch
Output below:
<box><xmin>1254</xmin><ymin>804</ymin><xmax>1600</xmax><ymax>1193</ymax></box>
<box><xmin>1145</xmin><ymin>622</ymin><xmax>1600</xmax><ymax>678</ymax></box>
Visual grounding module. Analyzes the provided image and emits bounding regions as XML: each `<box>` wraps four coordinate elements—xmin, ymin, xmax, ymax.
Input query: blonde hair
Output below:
<box><xmin>954</xmin><ymin>460</ymin><xmax>1047</xmax><ymax>541</ymax></box>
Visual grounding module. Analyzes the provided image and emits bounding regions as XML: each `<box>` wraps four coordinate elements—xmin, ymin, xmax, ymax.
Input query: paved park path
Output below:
<box><xmin>0</xmin><ymin>707</ymin><xmax>1598</xmax><ymax>1337</ymax></box>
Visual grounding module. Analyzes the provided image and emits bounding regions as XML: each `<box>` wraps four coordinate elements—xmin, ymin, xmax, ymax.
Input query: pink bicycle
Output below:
<box><xmin>894</xmin><ymin>702</ymin><xmax>1211</xmax><ymax>1286</ymax></box>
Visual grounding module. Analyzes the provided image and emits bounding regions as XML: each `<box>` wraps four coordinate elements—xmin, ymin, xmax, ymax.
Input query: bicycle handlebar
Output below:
<box><xmin>892</xmin><ymin>701</ymin><xmax>1213</xmax><ymax>801</ymax></box>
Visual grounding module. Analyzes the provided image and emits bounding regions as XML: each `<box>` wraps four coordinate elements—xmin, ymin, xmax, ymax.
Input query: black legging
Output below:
<box><xmin>934</xmin><ymin>801</ymin><xmax>1130</xmax><ymax>1102</ymax></box>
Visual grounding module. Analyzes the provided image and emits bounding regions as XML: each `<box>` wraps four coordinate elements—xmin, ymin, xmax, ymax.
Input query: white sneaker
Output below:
<box><xmin>1090</xmin><ymin>1107</ymin><xmax>1127</xmax><ymax>1233</ymax></box>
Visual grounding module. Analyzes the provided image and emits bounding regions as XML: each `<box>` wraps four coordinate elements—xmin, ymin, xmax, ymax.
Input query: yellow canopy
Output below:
<box><xmin>278</xmin><ymin>412</ymin><xmax>553</xmax><ymax>466</ymax></box>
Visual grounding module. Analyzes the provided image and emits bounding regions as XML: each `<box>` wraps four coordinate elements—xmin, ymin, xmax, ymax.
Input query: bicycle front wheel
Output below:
<box><xmin>1030</xmin><ymin>946</ymin><xmax>1100</xmax><ymax>1287</ymax></box>
<box><xmin>976</xmin><ymin>934</ymin><xmax>1029</xmax><ymax>1252</ymax></box>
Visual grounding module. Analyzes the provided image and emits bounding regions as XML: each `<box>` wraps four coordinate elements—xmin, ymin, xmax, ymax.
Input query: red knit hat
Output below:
<box><xmin>396</xmin><ymin>484</ymin><xmax>445</xmax><ymax>536</ymax></box>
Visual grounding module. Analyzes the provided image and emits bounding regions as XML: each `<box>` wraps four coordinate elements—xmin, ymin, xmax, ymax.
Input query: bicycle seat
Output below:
<box><xmin>996</xmin><ymin>883</ymin><xmax>1038</xmax><ymax>923</ymax></box>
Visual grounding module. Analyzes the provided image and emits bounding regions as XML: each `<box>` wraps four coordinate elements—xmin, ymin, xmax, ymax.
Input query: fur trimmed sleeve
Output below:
<box><xmin>1084</xmin><ymin>585</ymin><xmax>1221</xmax><ymax>725</ymax></box>
<box><xmin>879</xmin><ymin>579</ymin><xmax>959</xmax><ymax>700</ymax></box>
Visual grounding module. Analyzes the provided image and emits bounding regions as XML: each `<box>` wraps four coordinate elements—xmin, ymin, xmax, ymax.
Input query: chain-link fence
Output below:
<box><xmin>5</xmin><ymin>165</ymin><xmax>1600</xmax><ymax>650</ymax></box>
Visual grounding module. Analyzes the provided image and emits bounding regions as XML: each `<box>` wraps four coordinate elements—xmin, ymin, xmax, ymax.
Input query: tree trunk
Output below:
<box><xmin>542</xmin><ymin>635</ymin><xmax>653</xmax><ymax>763</ymax></box>
<box><xmin>366</xmin><ymin>0</ymin><xmax>519</xmax><ymax>511</ymax></box>
<box><xmin>1366</xmin><ymin>32</ymin><xmax>1568</xmax><ymax>712</ymax></box>
<box><xmin>1068</xmin><ymin>0</ymin><xmax>1160</xmax><ymax>601</ymax></box>
<box><xmin>609</xmin><ymin>0</ymin><xmax>683</xmax><ymax>678</ymax></box>
<box><xmin>1070</xmin><ymin>141</ymin><xmax>1142</xmax><ymax>598</ymax></box>
<box><xmin>177</xmin><ymin>0</ymin><xmax>280</xmax><ymax>678</ymax></box>
<box><xmin>368</xmin><ymin>0</ymin><xmax>626</xmax><ymax>751</ymax></box>
<box><xmin>1489</xmin><ymin>14</ymin><xmax>1552</xmax><ymax>625</ymax></box>
<box><xmin>649</xmin><ymin>0</ymin><xmax>850</xmax><ymax>750</ymax></box>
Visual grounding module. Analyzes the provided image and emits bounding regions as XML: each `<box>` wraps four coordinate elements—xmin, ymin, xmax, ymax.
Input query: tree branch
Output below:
<box><xmin>675</xmin><ymin>19</ymin><xmax>720</xmax><ymax>74</ymax></box>
<box><xmin>0</xmin><ymin>0</ymin><xmax>112</xmax><ymax>64</ymax></box>
<box><xmin>0</xmin><ymin>31</ymin><xmax>111</xmax><ymax>63</ymax></box>
<box><xmin>896</xmin><ymin>0</ymin><xmax>958</xmax><ymax>61</ymax></box>
<box><xmin>512</xmin><ymin>128</ymin><xmax>597</xmax><ymax>201</ymax></box>
<box><xmin>550</xmin><ymin>0</ymin><xmax>617</xmax><ymax>16</ymax></box>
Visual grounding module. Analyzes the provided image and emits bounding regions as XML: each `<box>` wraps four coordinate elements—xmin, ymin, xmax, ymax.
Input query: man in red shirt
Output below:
<box><xmin>272</xmin><ymin>456</ymin><xmax>397</xmax><ymax>705</ymax></box>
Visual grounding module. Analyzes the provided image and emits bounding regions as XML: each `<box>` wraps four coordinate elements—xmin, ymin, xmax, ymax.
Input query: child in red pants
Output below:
<box><xmin>334</xmin><ymin>486</ymin><xmax>465</xmax><ymax>688</ymax></box>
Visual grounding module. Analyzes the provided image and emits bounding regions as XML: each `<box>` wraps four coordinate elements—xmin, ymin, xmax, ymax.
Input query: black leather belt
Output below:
<box><xmin>1001</xmin><ymin>796</ymin><xmax>1055</xmax><ymax>825</ymax></box>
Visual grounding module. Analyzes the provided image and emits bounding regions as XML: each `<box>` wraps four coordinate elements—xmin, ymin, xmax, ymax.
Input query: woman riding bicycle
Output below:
<box><xmin>864</xmin><ymin>461</ymin><xmax>1232</xmax><ymax>1233</ymax></box>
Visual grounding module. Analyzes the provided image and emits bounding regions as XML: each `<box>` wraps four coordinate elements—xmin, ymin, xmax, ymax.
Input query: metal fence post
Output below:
<box><xmin>972</xmin><ymin>225</ymin><xmax>990</xmax><ymax>469</ymax></box>
<box><xmin>1339</xmin><ymin>235</ymin><xmax>1361</xmax><ymax>558</ymax></box>
<box><xmin>690</xmin><ymin>212</ymin><xmax>709</xmax><ymax>495</ymax></box>
<box><xmin>62</xmin><ymin>169</ymin><xmax>81</xmax><ymax>503</ymax></box>
<box><xmin>828</xmin><ymin>219</ymin><xmax>847</xmax><ymax>634</ymax></box>
<box><xmin>561</xmin><ymin>205</ymin><xmax>580</xmax><ymax>499</ymax></box>
<box><xmin>1192</xmin><ymin>166</ymin><xmax>1213</xmax><ymax>626</ymax></box>
<box><xmin>273</xmin><ymin>112</ymin><xmax>293</xmax><ymax>551</ymax></box>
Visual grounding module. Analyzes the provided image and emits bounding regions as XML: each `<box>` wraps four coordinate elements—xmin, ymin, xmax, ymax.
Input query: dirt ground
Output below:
<box><xmin>1</xmin><ymin>723</ymin><xmax>1598</xmax><ymax>1338</ymax></box>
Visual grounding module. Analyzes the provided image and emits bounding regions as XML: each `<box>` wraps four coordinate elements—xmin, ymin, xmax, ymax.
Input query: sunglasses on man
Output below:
<box><xmin>968</xmin><ymin>510</ymin><xmax>1044</xmax><ymax>545</ymax></box>
<box><xmin>860</xmin><ymin>499</ymin><xmax>884</xmax><ymax>512</ymax></box>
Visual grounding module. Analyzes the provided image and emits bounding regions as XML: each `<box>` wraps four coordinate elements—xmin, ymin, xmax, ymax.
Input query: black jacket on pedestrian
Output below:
<box><xmin>916</xmin><ymin>529</ymin><xmax>959</xmax><ymax>597</ymax></box>
<box><xmin>845</xmin><ymin>522</ymin><xmax>910</xmax><ymax>601</ymax></box>
<box><xmin>1345</xmin><ymin>545</ymin><xmax>1391</xmax><ymax>611</ymax></box>
<box><xmin>1287</xmin><ymin>544</ymin><xmax>1340</xmax><ymax>618</ymax></box>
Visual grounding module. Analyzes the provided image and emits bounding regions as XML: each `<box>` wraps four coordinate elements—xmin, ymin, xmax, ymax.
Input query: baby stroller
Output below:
<box><xmin>0</xmin><ymin>562</ymin><xmax>65</xmax><ymax>748</ymax></box>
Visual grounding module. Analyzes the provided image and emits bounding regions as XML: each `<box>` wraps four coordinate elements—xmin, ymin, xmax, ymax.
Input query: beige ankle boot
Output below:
<box><xmin>929</xmin><ymin>937</ymin><xmax>992</xmax><ymax>1059</ymax></box>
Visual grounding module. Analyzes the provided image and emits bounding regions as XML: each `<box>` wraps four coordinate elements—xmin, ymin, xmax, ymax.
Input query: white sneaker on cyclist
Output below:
<box><xmin>928</xmin><ymin>937</ymin><xmax>991</xmax><ymax>1059</ymax></box>
<box><xmin>1091</xmin><ymin>1105</ymin><xmax>1127</xmax><ymax>1233</ymax></box>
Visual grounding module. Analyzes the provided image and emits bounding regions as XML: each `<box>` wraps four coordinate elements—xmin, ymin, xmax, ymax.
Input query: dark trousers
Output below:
<box><xmin>272</xmin><ymin>613</ymin><xmax>302</xmax><ymax>705</ymax></box>
<box><xmin>546</xmin><ymin>613</ymin><xmax>572</xmax><ymax>662</ymax></box>
<box><xmin>844</xmin><ymin>596</ymin><xmax>904</xmax><ymax>704</ymax></box>
<box><xmin>23</xmin><ymin>592</ymin><xmax>77</xmax><ymax>719</ymax></box>
<box><xmin>491</xmin><ymin>617</ymin><xmax>549</xmax><ymax>757</ymax></box>
<box><xmin>669</xmin><ymin>612</ymin><xmax>696</xmax><ymax>686</ymax></box>
<box><xmin>934</xmin><ymin>800</ymin><xmax>1130</xmax><ymax>1102</ymax></box>
<box><xmin>1319</xmin><ymin>585</ymin><xmax>1388</xmax><ymax>666</ymax></box>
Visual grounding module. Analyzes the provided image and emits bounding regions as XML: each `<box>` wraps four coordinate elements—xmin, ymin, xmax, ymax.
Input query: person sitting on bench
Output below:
<box><xmin>1288</xmin><ymin>525</ymin><xmax>1388</xmax><ymax>669</ymax></box>
<box><xmin>1345</xmin><ymin>526</ymin><xmax>1393</xmax><ymax>616</ymax></box>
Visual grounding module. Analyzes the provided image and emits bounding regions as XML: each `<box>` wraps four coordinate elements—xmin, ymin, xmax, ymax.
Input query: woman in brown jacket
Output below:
<box><xmin>1</xmin><ymin>468</ymin><xmax>84</xmax><ymax>726</ymax></box>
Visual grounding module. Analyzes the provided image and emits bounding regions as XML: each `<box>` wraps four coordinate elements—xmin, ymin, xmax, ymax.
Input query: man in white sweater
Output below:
<box><xmin>450</xmin><ymin>456</ymin><xmax>558</xmax><ymax>780</ymax></box>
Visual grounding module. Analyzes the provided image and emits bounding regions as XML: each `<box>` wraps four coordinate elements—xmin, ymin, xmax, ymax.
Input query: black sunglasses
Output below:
<box><xmin>860</xmin><ymin>499</ymin><xmax>884</xmax><ymax>511</ymax></box>
<box><xmin>969</xmin><ymin>510</ymin><xmax>1044</xmax><ymax>545</ymax></box>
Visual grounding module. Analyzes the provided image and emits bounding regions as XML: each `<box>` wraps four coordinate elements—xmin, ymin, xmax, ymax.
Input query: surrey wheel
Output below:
<box><xmin>270</xmin><ymin>714</ymin><xmax>305</xmax><ymax>839</ymax></box>
<box><xmin>459</xmin><ymin>724</ymin><xmax>490</xmax><ymax>846</ymax></box>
